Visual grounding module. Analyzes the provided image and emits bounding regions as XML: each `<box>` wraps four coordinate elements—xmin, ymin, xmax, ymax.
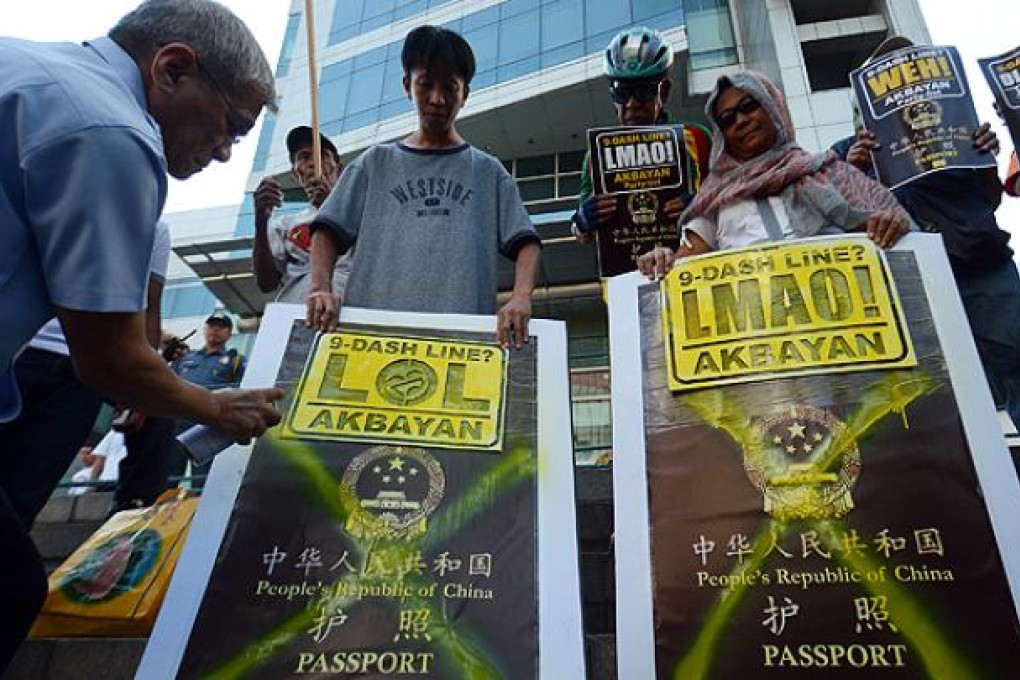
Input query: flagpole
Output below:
<box><xmin>304</xmin><ymin>0</ymin><xmax>321</xmax><ymax>178</ymax></box>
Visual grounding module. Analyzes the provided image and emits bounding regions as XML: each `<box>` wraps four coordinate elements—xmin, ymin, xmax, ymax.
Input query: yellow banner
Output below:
<box><xmin>662</xmin><ymin>238</ymin><xmax>916</xmax><ymax>391</ymax></box>
<box><xmin>284</xmin><ymin>331</ymin><xmax>507</xmax><ymax>449</ymax></box>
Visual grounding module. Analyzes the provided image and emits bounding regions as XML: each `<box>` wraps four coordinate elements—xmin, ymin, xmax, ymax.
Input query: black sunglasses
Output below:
<box><xmin>715</xmin><ymin>97</ymin><xmax>762</xmax><ymax>130</ymax></box>
<box><xmin>609</xmin><ymin>81</ymin><xmax>661</xmax><ymax>106</ymax></box>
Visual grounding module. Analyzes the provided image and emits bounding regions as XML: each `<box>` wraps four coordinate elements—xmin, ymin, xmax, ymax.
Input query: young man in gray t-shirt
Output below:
<box><xmin>307</xmin><ymin>25</ymin><xmax>541</xmax><ymax>349</ymax></box>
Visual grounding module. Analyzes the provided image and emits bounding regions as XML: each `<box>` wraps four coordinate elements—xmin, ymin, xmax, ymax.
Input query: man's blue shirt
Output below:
<box><xmin>0</xmin><ymin>36</ymin><xmax>167</xmax><ymax>421</ymax></box>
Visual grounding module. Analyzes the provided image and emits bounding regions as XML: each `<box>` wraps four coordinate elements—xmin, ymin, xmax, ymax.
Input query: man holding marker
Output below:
<box><xmin>0</xmin><ymin>0</ymin><xmax>283</xmax><ymax>668</ymax></box>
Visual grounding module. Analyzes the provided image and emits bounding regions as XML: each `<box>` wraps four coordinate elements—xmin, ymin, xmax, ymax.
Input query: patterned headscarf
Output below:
<box><xmin>681</xmin><ymin>71</ymin><xmax>906</xmax><ymax>236</ymax></box>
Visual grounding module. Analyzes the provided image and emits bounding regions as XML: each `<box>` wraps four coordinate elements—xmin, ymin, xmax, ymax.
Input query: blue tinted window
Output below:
<box><xmin>166</xmin><ymin>284</ymin><xmax>216</xmax><ymax>319</ymax></box>
<box><xmin>584</xmin><ymin>0</ymin><xmax>631</xmax><ymax>39</ymax></box>
<box><xmin>541</xmin><ymin>42</ymin><xmax>585</xmax><ymax>68</ymax></box>
<box><xmin>381</xmin><ymin>99</ymin><xmax>414</xmax><ymax>119</ymax></box>
<box><xmin>276</xmin><ymin>14</ymin><xmax>300</xmax><ymax>77</ymax></box>
<box><xmin>354</xmin><ymin>45</ymin><xmax>387</xmax><ymax>70</ymax></box>
<box><xmin>472</xmin><ymin>70</ymin><xmax>496</xmax><ymax>89</ymax></box>
<box><xmin>498</xmin><ymin>56</ymin><xmax>539</xmax><ymax>81</ymax></box>
<box><xmin>498</xmin><ymin>10</ymin><xmax>539</xmax><ymax>66</ymax></box>
<box><xmin>321</xmin><ymin>119</ymin><xmax>343</xmax><ymax>136</ymax></box>
<box><xmin>234</xmin><ymin>193</ymin><xmax>255</xmax><ymax>237</ymax></box>
<box><xmin>381</xmin><ymin>57</ymin><xmax>407</xmax><ymax>105</ymax></box>
<box><xmin>633</xmin><ymin>0</ymin><xmax>678</xmax><ymax>22</ymax></box>
<box><xmin>464</xmin><ymin>22</ymin><xmax>498</xmax><ymax>74</ymax></box>
<box><xmin>645</xmin><ymin>11</ymin><xmax>679</xmax><ymax>32</ymax></box>
<box><xmin>345</xmin><ymin>109</ymin><xmax>379</xmax><ymax>131</ymax></box>
<box><xmin>586</xmin><ymin>28</ymin><xmax>621</xmax><ymax>55</ymax></box>
<box><xmin>394</xmin><ymin>0</ymin><xmax>427</xmax><ymax>21</ymax></box>
<box><xmin>251</xmin><ymin>112</ymin><xmax>277</xmax><ymax>174</ymax></box>
<box><xmin>462</xmin><ymin>6</ymin><xmax>498</xmax><ymax>32</ymax></box>
<box><xmin>501</xmin><ymin>0</ymin><xmax>541</xmax><ymax>18</ymax></box>
<box><xmin>362</xmin><ymin>0</ymin><xmax>395</xmax><ymax>32</ymax></box>
<box><xmin>329</xmin><ymin>0</ymin><xmax>364</xmax><ymax>45</ymax></box>
<box><xmin>347</xmin><ymin>63</ymin><xmax>386</xmax><ymax>114</ymax></box>
<box><xmin>320</xmin><ymin>77</ymin><xmax>351</xmax><ymax>128</ymax></box>
<box><xmin>541</xmin><ymin>0</ymin><xmax>584</xmax><ymax>51</ymax></box>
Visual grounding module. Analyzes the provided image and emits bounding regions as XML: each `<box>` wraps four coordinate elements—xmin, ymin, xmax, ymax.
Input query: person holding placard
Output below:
<box><xmin>637</xmin><ymin>70</ymin><xmax>909</xmax><ymax>279</ymax></box>
<box><xmin>307</xmin><ymin>26</ymin><xmax>542</xmax><ymax>349</ymax></box>
<box><xmin>571</xmin><ymin>26</ymin><xmax>710</xmax><ymax>244</ymax></box>
<box><xmin>832</xmin><ymin>36</ymin><xmax>1020</xmax><ymax>429</ymax></box>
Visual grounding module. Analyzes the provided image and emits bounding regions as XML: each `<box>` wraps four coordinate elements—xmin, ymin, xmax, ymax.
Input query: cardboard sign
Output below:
<box><xmin>139</xmin><ymin>306</ymin><xmax>584</xmax><ymax>679</ymax></box>
<box><xmin>978</xmin><ymin>44</ymin><xmax>1020</xmax><ymax>153</ymax></box>
<box><xmin>610</xmin><ymin>235</ymin><xmax>1020</xmax><ymax>679</ymax></box>
<box><xmin>587</xmin><ymin>125</ymin><xmax>689</xmax><ymax>277</ymax></box>
<box><xmin>284</xmin><ymin>332</ymin><xmax>507</xmax><ymax>450</ymax></box>
<box><xmin>662</xmin><ymin>238</ymin><xmax>915</xmax><ymax>391</ymax></box>
<box><xmin>851</xmin><ymin>45</ymin><xmax>995</xmax><ymax>188</ymax></box>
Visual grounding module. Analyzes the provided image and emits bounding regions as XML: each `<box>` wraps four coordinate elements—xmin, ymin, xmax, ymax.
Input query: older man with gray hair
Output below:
<box><xmin>0</xmin><ymin>0</ymin><xmax>284</xmax><ymax>668</ymax></box>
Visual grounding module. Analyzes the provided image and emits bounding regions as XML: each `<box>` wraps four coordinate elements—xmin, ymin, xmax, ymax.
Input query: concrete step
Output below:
<box><xmin>31</xmin><ymin>492</ymin><xmax>114</xmax><ymax>572</ymax></box>
<box><xmin>3</xmin><ymin>638</ymin><xmax>146</xmax><ymax>680</ymax></box>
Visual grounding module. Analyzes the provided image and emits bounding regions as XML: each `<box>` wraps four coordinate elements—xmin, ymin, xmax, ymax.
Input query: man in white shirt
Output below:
<box><xmin>252</xmin><ymin>126</ymin><xmax>352</xmax><ymax>303</ymax></box>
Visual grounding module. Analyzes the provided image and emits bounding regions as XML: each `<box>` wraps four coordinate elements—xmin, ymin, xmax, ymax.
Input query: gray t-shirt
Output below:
<box><xmin>314</xmin><ymin>142</ymin><xmax>539</xmax><ymax>315</ymax></box>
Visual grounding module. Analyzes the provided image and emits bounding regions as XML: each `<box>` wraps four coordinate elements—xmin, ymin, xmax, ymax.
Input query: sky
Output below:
<box><xmin>2</xmin><ymin>0</ymin><xmax>1019</xmax><ymax>228</ymax></box>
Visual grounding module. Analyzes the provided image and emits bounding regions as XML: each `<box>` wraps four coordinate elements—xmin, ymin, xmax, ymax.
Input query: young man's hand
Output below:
<box><xmin>306</xmin><ymin>290</ymin><xmax>341</xmax><ymax>332</ymax></box>
<box><xmin>663</xmin><ymin>196</ymin><xmax>687</xmax><ymax>223</ymax></box>
<box><xmin>865</xmin><ymin>210</ymin><xmax>910</xmax><ymax>249</ymax></box>
<box><xmin>304</xmin><ymin>177</ymin><xmax>333</xmax><ymax>207</ymax></box>
<box><xmin>496</xmin><ymin>294</ymin><xmax>531</xmax><ymax>350</ymax></box>
<box><xmin>972</xmin><ymin>122</ymin><xmax>1000</xmax><ymax>155</ymax></box>
<box><xmin>637</xmin><ymin>245</ymin><xmax>678</xmax><ymax>280</ymax></box>
<box><xmin>254</xmin><ymin>177</ymin><xmax>284</xmax><ymax>226</ymax></box>
<box><xmin>846</xmin><ymin>131</ymin><xmax>879</xmax><ymax>172</ymax></box>
<box><xmin>210</xmin><ymin>387</ymin><xmax>285</xmax><ymax>445</ymax></box>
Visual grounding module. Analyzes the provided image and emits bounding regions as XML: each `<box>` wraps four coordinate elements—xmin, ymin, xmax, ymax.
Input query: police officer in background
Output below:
<box><xmin>169</xmin><ymin>313</ymin><xmax>247</xmax><ymax>488</ymax></box>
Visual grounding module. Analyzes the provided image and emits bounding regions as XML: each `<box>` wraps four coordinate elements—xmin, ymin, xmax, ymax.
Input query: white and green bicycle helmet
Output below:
<box><xmin>603</xmin><ymin>27</ymin><xmax>674</xmax><ymax>80</ymax></box>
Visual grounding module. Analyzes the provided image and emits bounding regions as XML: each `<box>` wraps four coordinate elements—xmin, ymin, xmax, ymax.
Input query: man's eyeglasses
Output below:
<box><xmin>715</xmin><ymin>97</ymin><xmax>762</xmax><ymax>130</ymax></box>
<box><xmin>196</xmin><ymin>60</ymin><xmax>256</xmax><ymax>145</ymax></box>
<box><xmin>609</xmin><ymin>81</ymin><xmax>662</xmax><ymax>106</ymax></box>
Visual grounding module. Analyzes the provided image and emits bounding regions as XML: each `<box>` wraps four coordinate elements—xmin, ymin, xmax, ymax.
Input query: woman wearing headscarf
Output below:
<box><xmin>638</xmin><ymin>70</ymin><xmax>911</xmax><ymax>278</ymax></box>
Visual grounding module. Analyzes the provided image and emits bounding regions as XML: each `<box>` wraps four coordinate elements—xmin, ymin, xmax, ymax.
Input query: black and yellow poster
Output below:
<box><xmin>137</xmin><ymin>307</ymin><xmax>589</xmax><ymax>678</ymax></box>
<box><xmin>979</xmin><ymin>44</ymin><xmax>1020</xmax><ymax>154</ymax></box>
<box><xmin>587</xmin><ymin>124</ymin><xmax>689</xmax><ymax>277</ymax></box>
<box><xmin>851</xmin><ymin>45</ymin><xmax>995</xmax><ymax>189</ymax></box>
<box><xmin>610</xmin><ymin>236</ymin><xmax>1020</xmax><ymax>678</ymax></box>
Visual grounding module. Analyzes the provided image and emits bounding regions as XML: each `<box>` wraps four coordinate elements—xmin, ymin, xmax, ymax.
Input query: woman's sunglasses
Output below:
<box><xmin>715</xmin><ymin>97</ymin><xmax>762</xmax><ymax>130</ymax></box>
<box><xmin>609</xmin><ymin>81</ymin><xmax>662</xmax><ymax>105</ymax></box>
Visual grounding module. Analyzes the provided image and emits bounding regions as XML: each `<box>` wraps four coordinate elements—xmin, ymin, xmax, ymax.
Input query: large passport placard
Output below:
<box><xmin>139</xmin><ymin>307</ymin><xmax>583</xmax><ymax>679</ymax></box>
<box><xmin>610</xmin><ymin>235</ymin><xmax>1020</xmax><ymax>679</ymax></box>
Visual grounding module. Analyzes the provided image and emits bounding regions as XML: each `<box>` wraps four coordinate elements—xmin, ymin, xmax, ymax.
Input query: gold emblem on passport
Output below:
<box><xmin>284</xmin><ymin>331</ymin><xmax>508</xmax><ymax>450</ymax></box>
<box><xmin>743</xmin><ymin>406</ymin><xmax>861</xmax><ymax>520</ymax></box>
<box><xmin>627</xmin><ymin>191</ymin><xmax>659</xmax><ymax>226</ymax></box>
<box><xmin>662</xmin><ymin>237</ymin><xmax>916</xmax><ymax>391</ymax></box>
<box><xmin>340</xmin><ymin>446</ymin><xmax>445</xmax><ymax>541</ymax></box>
<box><xmin>902</xmin><ymin>99</ymin><xmax>943</xmax><ymax>131</ymax></box>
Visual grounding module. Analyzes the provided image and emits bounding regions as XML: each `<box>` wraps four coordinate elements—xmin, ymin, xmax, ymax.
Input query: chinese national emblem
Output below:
<box><xmin>340</xmin><ymin>446</ymin><xmax>445</xmax><ymax>541</ymax></box>
<box><xmin>627</xmin><ymin>191</ymin><xmax>659</xmax><ymax>226</ymax></box>
<box><xmin>743</xmin><ymin>405</ymin><xmax>860</xmax><ymax>521</ymax></box>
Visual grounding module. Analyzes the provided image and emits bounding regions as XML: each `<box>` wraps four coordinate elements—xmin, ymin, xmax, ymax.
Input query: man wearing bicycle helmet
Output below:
<box><xmin>572</xmin><ymin>26</ymin><xmax>711</xmax><ymax>242</ymax></box>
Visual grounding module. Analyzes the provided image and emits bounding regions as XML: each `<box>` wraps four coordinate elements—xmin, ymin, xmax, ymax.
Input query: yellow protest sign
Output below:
<box><xmin>284</xmin><ymin>331</ymin><xmax>507</xmax><ymax>449</ymax></box>
<box><xmin>662</xmin><ymin>238</ymin><xmax>916</xmax><ymax>391</ymax></box>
